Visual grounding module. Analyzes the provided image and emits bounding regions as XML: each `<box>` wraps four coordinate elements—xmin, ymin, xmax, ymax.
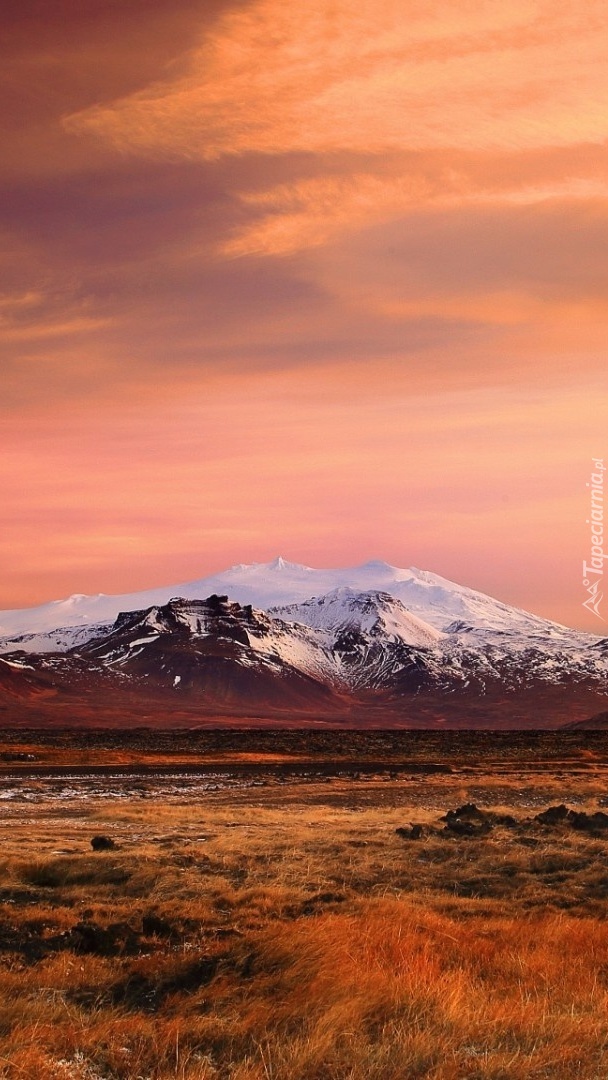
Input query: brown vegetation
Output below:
<box><xmin>1</xmin><ymin>733</ymin><xmax>608</xmax><ymax>1077</ymax></box>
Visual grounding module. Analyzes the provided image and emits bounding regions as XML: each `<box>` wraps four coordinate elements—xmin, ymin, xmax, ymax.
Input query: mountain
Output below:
<box><xmin>1</xmin><ymin>585</ymin><xmax>606</xmax><ymax>729</ymax></box>
<box><xmin>272</xmin><ymin>588</ymin><xmax>445</xmax><ymax>649</ymax></box>
<box><xmin>74</xmin><ymin>595</ymin><xmax>341</xmax><ymax>713</ymax></box>
<box><xmin>0</xmin><ymin>557</ymin><xmax>586</xmax><ymax>647</ymax></box>
<box><xmin>0</xmin><ymin>623</ymin><xmax>113</xmax><ymax>657</ymax></box>
<box><xmin>271</xmin><ymin>588</ymin><xmax>608</xmax><ymax>697</ymax></box>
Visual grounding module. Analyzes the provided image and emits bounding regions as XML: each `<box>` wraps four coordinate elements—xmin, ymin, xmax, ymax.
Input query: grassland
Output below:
<box><xmin>1</xmin><ymin>731</ymin><xmax>608</xmax><ymax>1079</ymax></box>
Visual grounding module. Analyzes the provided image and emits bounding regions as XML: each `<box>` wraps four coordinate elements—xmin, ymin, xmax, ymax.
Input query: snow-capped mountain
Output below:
<box><xmin>1</xmin><ymin>587</ymin><xmax>605</xmax><ymax>728</ymax></box>
<box><xmin>72</xmin><ymin>595</ymin><xmax>339</xmax><ymax>712</ymax></box>
<box><xmin>0</xmin><ymin>556</ymin><xmax>588</xmax><ymax>644</ymax></box>
<box><xmin>0</xmin><ymin>622</ymin><xmax>114</xmax><ymax>656</ymax></box>
<box><xmin>1</xmin><ymin>559</ymin><xmax>606</xmax><ymax>728</ymax></box>
<box><xmin>66</xmin><ymin>593</ymin><xmax>448</xmax><ymax>697</ymax></box>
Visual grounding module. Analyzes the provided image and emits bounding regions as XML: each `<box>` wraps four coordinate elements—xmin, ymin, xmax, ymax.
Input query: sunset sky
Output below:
<box><xmin>2</xmin><ymin>0</ymin><xmax>607</xmax><ymax>630</ymax></box>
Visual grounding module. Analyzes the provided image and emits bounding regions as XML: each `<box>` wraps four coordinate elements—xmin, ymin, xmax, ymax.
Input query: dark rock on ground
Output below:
<box><xmin>534</xmin><ymin>805</ymin><xmax>608</xmax><ymax>833</ymax></box>
<box><xmin>441</xmin><ymin>803</ymin><xmax>488</xmax><ymax>824</ymax></box>
<box><xmin>442</xmin><ymin>804</ymin><xmax>493</xmax><ymax>836</ymax></box>
<box><xmin>535</xmin><ymin>805</ymin><xmax>570</xmax><ymax>826</ymax></box>
<box><xmin>568</xmin><ymin>810</ymin><xmax>608</xmax><ymax>833</ymax></box>
<box><xmin>91</xmin><ymin>834</ymin><xmax>116</xmax><ymax>851</ymax></box>
<box><xmin>444</xmin><ymin>818</ymin><xmax>492</xmax><ymax>837</ymax></box>
<box><xmin>396</xmin><ymin>824</ymin><xmax>424</xmax><ymax>840</ymax></box>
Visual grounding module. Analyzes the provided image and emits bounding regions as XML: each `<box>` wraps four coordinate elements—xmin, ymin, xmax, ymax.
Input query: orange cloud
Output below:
<box><xmin>67</xmin><ymin>0</ymin><xmax>608</xmax><ymax>160</ymax></box>
<box><xmin>222</xmin><ymin>171</ymin><xmax>608</xmax><ymax>257</ymax></box>
<box><xmin>65</xmin><ymin>0</ymin><xmax>608</xmax><ymax>265</ymax></box>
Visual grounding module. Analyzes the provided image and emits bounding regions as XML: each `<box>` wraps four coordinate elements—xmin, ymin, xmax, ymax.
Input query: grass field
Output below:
<box><xmin>1</xmin><ymin>731</ymin><xmax>608</xmax><ymax>1079</ymax></box>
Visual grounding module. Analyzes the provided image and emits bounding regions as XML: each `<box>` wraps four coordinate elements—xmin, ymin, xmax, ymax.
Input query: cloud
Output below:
<box><xmin>0</xmin><ymin>0</ymin><xmax>235</xmax><ymax>181</ymax></box>
<box><xmin>64</xmin><ymin>0</ymin><xmax>608</xmax><ymax>264</ymax></box>
<box><xmin>222</xmin><ymin>168</ymin><xmax>608</xmax><ymax>257</ymax></box>
<box><xmin>67</xmin><ymin>0</ymin><xmax>608</xmax><ymax>161</ymax></box>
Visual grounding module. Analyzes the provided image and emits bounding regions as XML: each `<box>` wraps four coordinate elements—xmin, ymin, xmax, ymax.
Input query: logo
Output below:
<box><xmin>582</xmin><ymin>458</ymin><xmax>606</xmax><ymax>621</ymax></box>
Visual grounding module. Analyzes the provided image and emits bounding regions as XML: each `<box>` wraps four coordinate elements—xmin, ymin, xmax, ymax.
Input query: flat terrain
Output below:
<box><xmin>1</xmin><ymin>731</ymin><xmax>608</xmax><ymax>1078</ymax></box>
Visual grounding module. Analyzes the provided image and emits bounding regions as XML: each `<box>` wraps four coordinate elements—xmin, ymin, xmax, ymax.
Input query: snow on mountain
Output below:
<box><xmin>1</xmin><ymin>587</ymin><xmax>606</xmax><ymax>725</ymax></box>
<box><xmin>84</xmin><ymin>595</ymin><xmax>333</xmax><ymax>682</ymax></box>
<box><xmin>41</xmin><ymin>592</ymin><xmax>608</xmax><ymax>699</ymax></box>
<box><xmin>76</xmin><ymin>596</ymin><xmax>341</xmax><ymax>709</ymax></box>
<box><xmin>60</xmin><ymin>594</ymin><xmax>451</xmax><ymax>698</ymax></box>
<box><xmin>0</xmin><ymin>557</ymin><xmax>588</xmax><ymax>646</ymax></box>
<box><xmin>273</xmin><ymin>589</ymin><xmax>444</xmax><ymax>649</ymax></box>
<box><xmin>0</xmin><ymin>623</ymin><xmax>113</xmax><ymax>656</ymax></box>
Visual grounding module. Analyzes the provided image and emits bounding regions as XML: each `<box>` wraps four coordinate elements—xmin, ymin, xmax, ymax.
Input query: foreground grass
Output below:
<box><xmin>1</xmin><ymin>787</ymin><xmax>608</xmax><ymax>1078</ymax></box>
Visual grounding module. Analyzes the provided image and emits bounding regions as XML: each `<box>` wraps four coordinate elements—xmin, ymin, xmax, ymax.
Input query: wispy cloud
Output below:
<box><xmin>67</xmin><ymin>0</ymin><xmax>608</xmax><ymax>160</ymax></box>
<box><xmin>222</xmin><ymin>170</ymin><xmax>608</xmax><ymax>257</ymax></box>
<box><xmin>65</xmin><ymin>0</ymin><xmax>608</xmax><ymax>264</ymax></box>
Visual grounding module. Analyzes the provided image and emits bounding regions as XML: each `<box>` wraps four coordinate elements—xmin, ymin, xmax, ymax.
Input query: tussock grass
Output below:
<box><xmin>2</xmin><ymin>776</ymin><xmax>608</xmax><ymax>1077</ymax></box>
<box><xmin>2</xmin><ymin>902</ymin><xmax>608</xmax><ymax>1078</ymax></box>
<box><xmin>18</xmin><ymin>857</ymin><xmax>131</xmax><ymax>890</ymax></box>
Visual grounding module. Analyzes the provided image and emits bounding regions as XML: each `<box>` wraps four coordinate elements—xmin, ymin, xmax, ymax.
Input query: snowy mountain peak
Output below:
<box><xmin>226</xmin><ymin>556</ymin><xmax>312</xmax><ymax>574</ymax></box>
<box><xmin>272</xmin><ymin>588</ymin><xmax>445</xmax><ymax>650</ymax></box>
<box><xmin>267</xmin><ymin>556</ymin><xmax>306</xmax><ymax>571</ymax></box>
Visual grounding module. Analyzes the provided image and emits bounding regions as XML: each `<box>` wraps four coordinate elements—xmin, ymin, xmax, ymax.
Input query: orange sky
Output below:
<box><xmin>1</xmin><ymin>0</ymin><xmax>607</xmax><ymax>630</ymax></box>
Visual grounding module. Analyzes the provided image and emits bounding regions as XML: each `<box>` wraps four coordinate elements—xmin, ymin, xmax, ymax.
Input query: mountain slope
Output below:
<box><xmin>272</xmin><ymin>588</ymin><xmax>444</xmax><ymax>648</ymax></box>
<box><xmin>1</xmin><ymin>560</ymin><xmax>606</xmax><ymax>729</ymax></box>
<box><xmin>0</xmin><ymin>557</ymin><xmax>589</xmax><ymax>644</ymax></box>
<box><xmin>74</xmin><ymin>595</ymin><xmax>342</xmax><ymax>713</ymax></box>
<box><xmin>0</xmin><ymin>657</ymin><xmax>56</xmax><ymax>701</ymax></box>
<box><xmin>1</xmin><ymin>589</ymin><xmax>606</xmax><ymax>728</ymax></box>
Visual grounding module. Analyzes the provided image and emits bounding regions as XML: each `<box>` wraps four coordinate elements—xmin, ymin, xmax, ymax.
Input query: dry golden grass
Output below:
<box><xmin>1</xmin><ymin>758</ymin><xmax>608</xmax><ymax>1078</ymax></box>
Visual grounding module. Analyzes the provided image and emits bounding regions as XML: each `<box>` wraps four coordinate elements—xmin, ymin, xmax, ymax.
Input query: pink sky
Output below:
<box><xmin>1</xmin><ymin>0</ymin><xmax>607</xmax><ymax>630</ymax></box>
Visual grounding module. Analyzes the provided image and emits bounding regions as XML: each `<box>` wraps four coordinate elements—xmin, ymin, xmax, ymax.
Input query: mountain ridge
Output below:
<box><xmin>1</xmin><ymin>560</ymin><xmax>605</xmax><ymax>729</ymax></box>
<box><xmin>1</xmin><ymin>587</ymin><xmax>606</xmax><ymax>729</ymax></box>
<box><xmin>0</xmin><ymin>557</ymin><xmax>590</xmax><ymax>645</ymax></box>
